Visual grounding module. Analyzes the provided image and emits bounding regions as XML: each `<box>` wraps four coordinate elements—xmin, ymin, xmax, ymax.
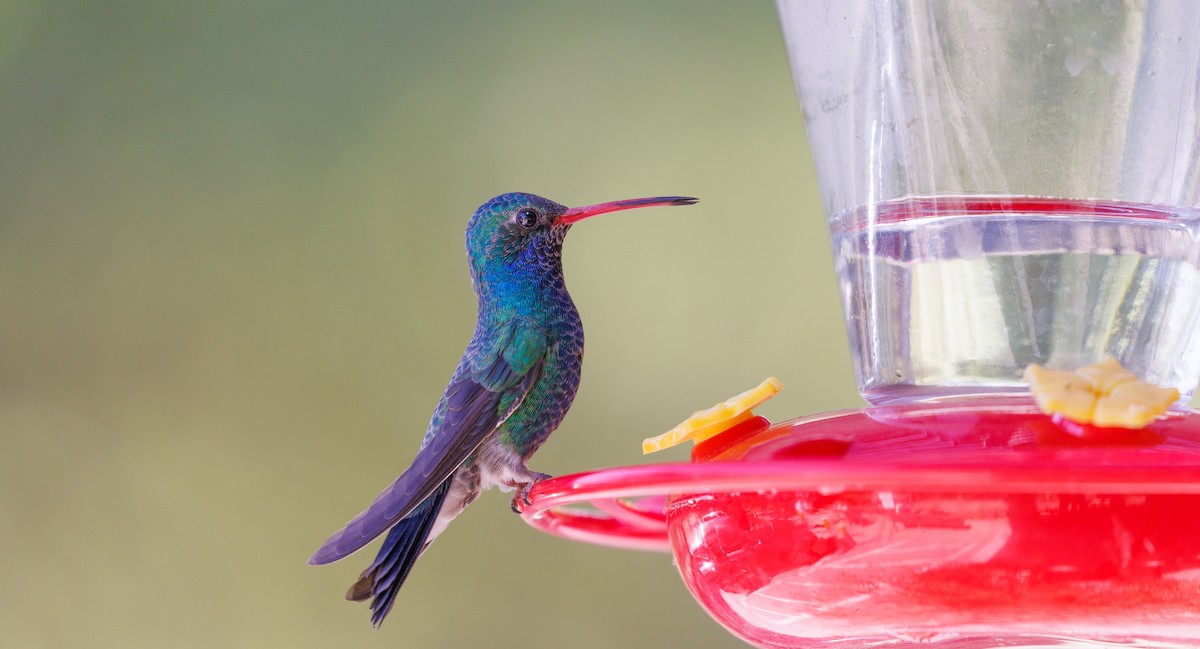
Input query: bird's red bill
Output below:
<box><xmin>558</xmin><ymin>196</ymin><xmax>698</xmax><ymax>225</ymax></box>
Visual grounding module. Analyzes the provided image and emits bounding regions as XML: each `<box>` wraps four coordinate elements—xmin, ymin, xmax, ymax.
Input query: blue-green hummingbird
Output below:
<box><xmin>308</xmin><ymin>192</ymin><xmax>697</xmax><ymax>626</ymax></box>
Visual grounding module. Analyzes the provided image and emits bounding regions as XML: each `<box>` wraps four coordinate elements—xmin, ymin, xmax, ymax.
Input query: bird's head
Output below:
<box><xmin>465</xmin><ymin>192</ymin><xmax>697</xmax><ymax>293</ymax></box>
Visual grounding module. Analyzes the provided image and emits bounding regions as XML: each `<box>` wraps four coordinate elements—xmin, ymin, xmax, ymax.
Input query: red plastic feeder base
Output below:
<box><xmin>520</xmin><ymin>399</ymin><xmax>1200</xmax><ymax>648</ymax></box>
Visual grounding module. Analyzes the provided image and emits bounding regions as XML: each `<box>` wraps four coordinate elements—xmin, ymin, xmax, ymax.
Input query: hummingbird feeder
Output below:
<box><xmin>521</xmin><ymin>2</ymin><xmax>1200</xmax><ymax>647</ymax></box>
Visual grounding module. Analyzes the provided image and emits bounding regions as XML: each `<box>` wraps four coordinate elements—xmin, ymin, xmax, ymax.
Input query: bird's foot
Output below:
<box><xmin>509</xmin><ymin>472</ymin><xmax>552</xmax><ymax>513</ymax></box>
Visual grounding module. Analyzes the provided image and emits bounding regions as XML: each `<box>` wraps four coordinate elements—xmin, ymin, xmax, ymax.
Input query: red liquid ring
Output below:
<box><xmin>520</xmin><ymin>398</ymin><xmax>1200</xmax><ymax>648</ymax></box>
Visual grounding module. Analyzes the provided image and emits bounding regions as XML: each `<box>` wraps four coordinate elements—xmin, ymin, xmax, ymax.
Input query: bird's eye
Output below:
<box><xmin>515</xmin><ymin>209</ymin><xmax>539</xmax><ymax>229</ymax></box>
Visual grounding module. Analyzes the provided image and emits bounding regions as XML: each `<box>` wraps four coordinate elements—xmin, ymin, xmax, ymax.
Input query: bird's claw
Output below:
<box><xmin>510</xmin><ymin>472</ymin><xmax>552</xmax><ymax>513</ymax></box>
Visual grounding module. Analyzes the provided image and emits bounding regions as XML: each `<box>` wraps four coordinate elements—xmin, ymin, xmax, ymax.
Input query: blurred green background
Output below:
<box><xmin>0</xmin><ymin>1</ymin><xmax>856</xmax><ymax>647</ymax></box>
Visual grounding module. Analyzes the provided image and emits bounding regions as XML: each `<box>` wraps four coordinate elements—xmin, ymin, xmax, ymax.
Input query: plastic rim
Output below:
<box><xmin>519</xmin><ymin>456</ymin><xmax>1200</xmax><ymax>552</ymax></box>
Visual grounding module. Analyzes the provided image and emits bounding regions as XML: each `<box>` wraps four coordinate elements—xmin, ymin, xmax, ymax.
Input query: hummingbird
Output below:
<box><xmin>308</xmin><ymin>192</ymin><xmax>697</xmax><ymax>626</ymax></box>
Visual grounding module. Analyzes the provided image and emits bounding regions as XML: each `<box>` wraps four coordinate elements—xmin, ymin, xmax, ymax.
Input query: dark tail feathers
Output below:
<box><xmin>346</xmin><ymin>479</ymin><xmax>451</xmax><ymax>627</ymax></box>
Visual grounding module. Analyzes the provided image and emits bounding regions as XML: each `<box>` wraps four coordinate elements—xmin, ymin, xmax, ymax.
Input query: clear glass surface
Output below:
<box><xmin>776</xmin><ymin>1</ymin><xmax>1200</xmax><ymax>403</ymax></box>
<box><xmin>831</xmin><ymin>197</ymin><xmax>1200</xmax><ymax>402</ymax></box>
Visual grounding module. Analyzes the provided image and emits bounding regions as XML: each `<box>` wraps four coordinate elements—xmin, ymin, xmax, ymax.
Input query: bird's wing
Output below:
<box><xmin>308</xmin><ymin>319</ymin><xmax>547</xmax><ymax>565</ymax></box>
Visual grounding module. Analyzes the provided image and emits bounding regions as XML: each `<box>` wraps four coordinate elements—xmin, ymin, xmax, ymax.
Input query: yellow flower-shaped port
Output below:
<box><xmin>642</xmin><ymin>377</ymin><xmax>782</xmax><ymax>454</ymax></box>
<box><xmin>1024</xmin><ymin>358</ymin><xmax>1178</xmax><ymax>429</ymax></box>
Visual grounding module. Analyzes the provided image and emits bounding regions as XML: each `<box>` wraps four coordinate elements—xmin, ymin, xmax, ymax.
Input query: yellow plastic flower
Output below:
<box><xmin>642</xmin><ymin>377</ymin><xmax>782</xmax><ymax>454</ymax></box>
<box><xmin>1024</xmin><ymin>358</ymin><xmax>1178</xmax><ymax>429</ymax></box>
